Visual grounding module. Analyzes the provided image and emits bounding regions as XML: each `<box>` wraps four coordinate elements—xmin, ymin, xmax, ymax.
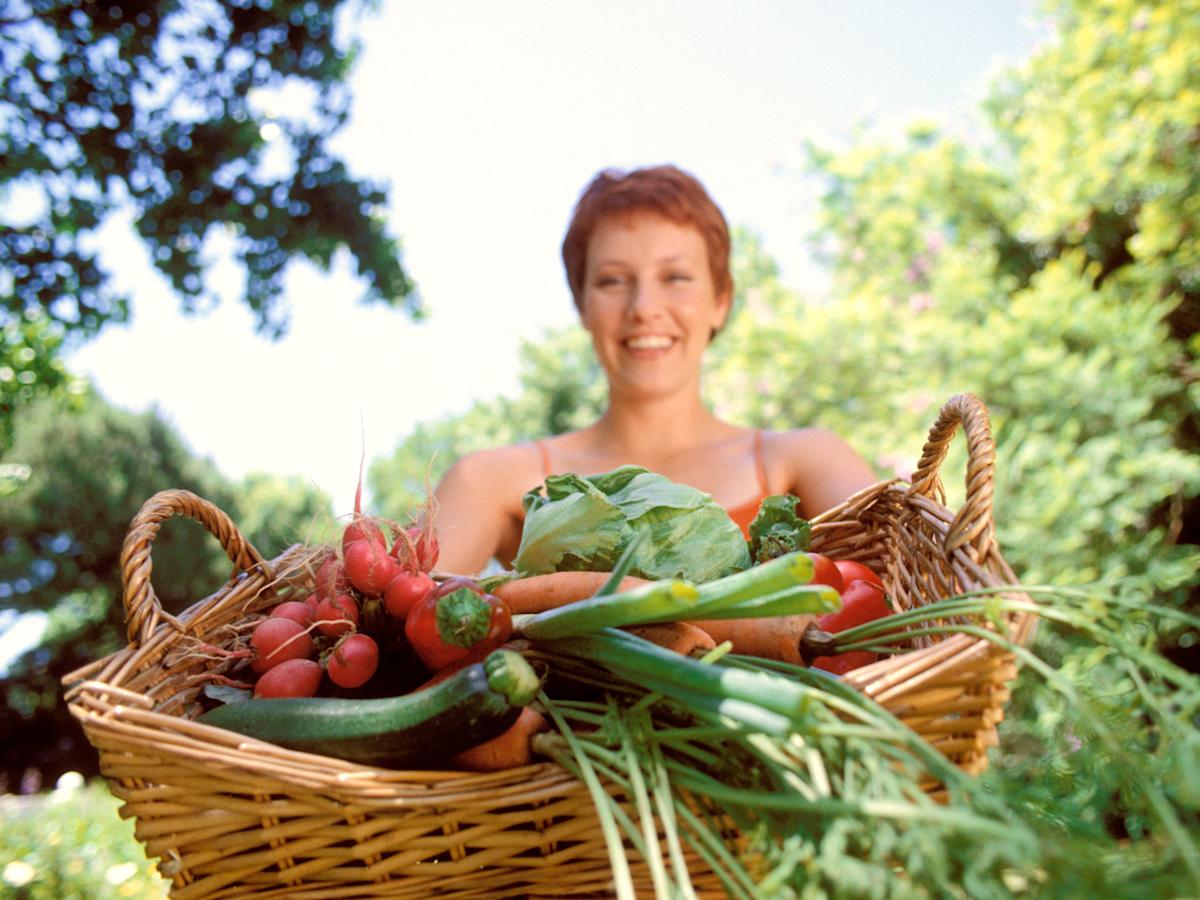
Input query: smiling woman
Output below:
<box><xmin>431</xmin><ymin>165</ymin><xmax>877</xmax><ymax>575</ymax></box>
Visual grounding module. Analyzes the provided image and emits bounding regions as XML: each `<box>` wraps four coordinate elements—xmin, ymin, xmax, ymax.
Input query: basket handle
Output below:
<box><xmin>907</xmin><ymin>392</ymin><xmax>996</xmax><ymax>555</ymax></box>
<box><xmin>120</xmin><ymin>489</ymin><xmax>269</xmax><ymax>646</ymax></box>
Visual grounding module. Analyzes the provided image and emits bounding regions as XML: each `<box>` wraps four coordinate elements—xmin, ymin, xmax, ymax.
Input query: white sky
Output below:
<box><xmin>62</xmin><ymin>1</ymin><xmax>1038</xmax><ymax>517</ymax></box>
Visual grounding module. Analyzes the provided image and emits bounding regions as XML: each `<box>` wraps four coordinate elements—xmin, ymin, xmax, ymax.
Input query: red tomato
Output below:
<box><xmin>806</xmin><ymin>553</ymin><xmax>845</xmax><ymax>593</ymax></box>
<box><xmin>817</xmin><ymin>580</ymin><xmax>892</xmax><ymax>634</ymax></box>
<box><xmin>811</xmin><ymin>650</ymin><xmax>878</xmax><ymax>675</ymax></box>
<box><xmin>833</xmin><ymin>559</ymin><xmax>884</xmax><ymax>590</ymax></box>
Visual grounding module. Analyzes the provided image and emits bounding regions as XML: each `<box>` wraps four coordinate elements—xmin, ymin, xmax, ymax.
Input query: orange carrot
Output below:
<box><xmin>687</xmin><ymin>614</ymin><xmax>821</xmax><ymax>665</ymax></box>
<box><xmin>448</xmin><ymin>707</ymin><xmax>549</xmax><ymax>771</ymax></box>
<box><xmin>494</xmin><ymin>571</ymin><xmax>651</xmax><ymax>615</ymax></box>
<box><xmin>624</xmin><ymin>621</ymin><xmax>716</xmax><ymax>658</ymax></box>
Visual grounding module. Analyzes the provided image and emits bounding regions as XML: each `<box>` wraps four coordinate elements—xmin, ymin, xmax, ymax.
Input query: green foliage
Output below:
<box><xmin>0</xmin><ymin>388</ymin><xmax>333</xmax><ymax>787</ymax></box>
<box><xmin>0</xmin><ymin>778</ymin><xmax>168</xmax><ymax>899</ymax></box>
<box><xmin>0</xmin><ymin>0</ymin><xmax>418</xmax><ymax>447</ymax></box>
<box><xmin>235</xmin><ymin>471</ymin><xmax>338</xmax><ymax>558</ymax></box>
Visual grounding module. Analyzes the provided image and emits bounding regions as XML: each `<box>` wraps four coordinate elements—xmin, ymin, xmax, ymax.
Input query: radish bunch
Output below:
<box><xmin>246</xmin><ymin>505</ymin><xmax>440</xmax><ymax>699</ymax></box>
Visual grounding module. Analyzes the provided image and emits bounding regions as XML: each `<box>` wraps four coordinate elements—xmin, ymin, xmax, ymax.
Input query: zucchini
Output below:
<box><xmin>199</xmin><ymin>649</ymin><xmax>540</xmax><ymax>768</ymax></box>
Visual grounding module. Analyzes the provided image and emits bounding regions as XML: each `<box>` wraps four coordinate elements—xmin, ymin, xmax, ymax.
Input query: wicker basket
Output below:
<box><xmin>64</xmin><ymin>392</ymin><xmax>1033</xmax><ymax>898</ymax></box>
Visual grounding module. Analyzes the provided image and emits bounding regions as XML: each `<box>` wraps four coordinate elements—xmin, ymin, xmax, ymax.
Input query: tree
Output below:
<box><xmin>0</xmin><ymin>0</ymin><xmax>420</xmax><ymax>448</ymax></box>
<box><xmin>0</xmin><ymin>388</ymin><xmax>333</xmax><ymax>788</ymax></box>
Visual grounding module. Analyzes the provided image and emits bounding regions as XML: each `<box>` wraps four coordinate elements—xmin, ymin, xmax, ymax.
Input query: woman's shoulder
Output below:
<box><xmin>441</xmin><ymin>441</ymin><xmax>547</xmax><ymax>498</ymax></box>
<box><xmin>758</xmin><ymin>426</ymin><xmax>878</xmax><ymax>516</ymax></box>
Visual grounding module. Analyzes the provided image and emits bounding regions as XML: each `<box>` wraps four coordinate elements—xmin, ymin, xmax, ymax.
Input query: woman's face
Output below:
<box><xmin>580</xmin><ymin>213</ymin><xmax>731</xmax><ymax>403</ymax></box>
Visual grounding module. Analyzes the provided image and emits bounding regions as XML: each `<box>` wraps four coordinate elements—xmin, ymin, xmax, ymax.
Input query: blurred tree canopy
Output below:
<box><xmin>0</xmin><ymin>0</ymin><xmax>419</xmax><ymax>448</ymax></box>
<box><xmin>0</xmin><ymin>389</ymin><xmax>334</xmax><ymax>788</ymax></box>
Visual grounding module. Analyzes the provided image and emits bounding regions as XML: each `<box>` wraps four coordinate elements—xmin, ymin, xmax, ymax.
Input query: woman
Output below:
<box><xmin>433</xmin><ymin>165</ymin><xmax>876</xmax><ymax>575</ymax></box>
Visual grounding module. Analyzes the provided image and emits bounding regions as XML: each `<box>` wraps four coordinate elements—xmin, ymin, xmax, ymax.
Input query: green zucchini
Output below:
<box><xmin>199</xmin><ymin>649</ymin><xmax>540</xmax><ymax>768</ymax></box>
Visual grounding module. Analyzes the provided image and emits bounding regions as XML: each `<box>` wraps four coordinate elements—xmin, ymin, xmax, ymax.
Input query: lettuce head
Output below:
<box><xmin>513</xmin><ymin>465</ymin><xmax>751</xmax><ymax>582</ymax></box>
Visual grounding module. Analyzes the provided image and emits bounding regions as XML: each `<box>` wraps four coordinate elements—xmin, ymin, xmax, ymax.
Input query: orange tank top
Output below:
<box><xmin>531</xmin><ymin>431</ymin><xmax>771</xmax><ymax>540</ymax></box>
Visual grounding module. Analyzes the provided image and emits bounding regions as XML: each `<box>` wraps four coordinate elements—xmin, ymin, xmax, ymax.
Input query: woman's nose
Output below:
<box><xmin>628</xmin><ymin>278</ymin><xmax>665</xmax><ymax>316</ymax></box>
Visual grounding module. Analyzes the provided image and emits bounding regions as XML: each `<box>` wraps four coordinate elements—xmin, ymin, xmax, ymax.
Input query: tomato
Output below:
<box><xmin>811</xmin><ymin>650</ymin><xmax>877</xmax><ymax>675</ymax></box>
<box><xmin>404</xmin><ymin>585</ymin><xmax>513</xmax><ymax>670</ymax></box>
<box><xmin>810</xmin><ymin>579</ymin><xmax>894</xmax><ymax>675</ymax></box>
<box><xmin>832</xmin><ymin>559</ymin><xmax>884</xmax><ymax>590</ymax></box>
<box><xmin>806</xmin><ymin>553</ymin><xmax>845</xmax><ymax>593</ymax></box>
<box><xmin>817</xmin><ymin>580</ymin><xmax>892</xmax><ymax>634</ymax></box>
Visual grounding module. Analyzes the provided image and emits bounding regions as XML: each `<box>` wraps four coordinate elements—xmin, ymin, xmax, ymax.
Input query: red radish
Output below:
<box><xmin>343</xmin><ymin>539</ymin><xmax>398</xmax><ymax>595</ymax></box>
<box><xmin>326</xmin><ymin>633</ymin><xmax>380</xmax><ymax>689</ymax></box>
<box><xmin>409</xmin><ymin>523</ymin><xmax>439</xmax><ymax>572</ymax></box>
<box><xmin>383</xmin><ymin>570</ymin><xmax>434</xmax><ymax>620</ymax></box>
<box><xmin>250</xmin><ymin>617</ymin><xmax>314</xmax><ymax>674</ymax></box>
<box><xmin>270</xmin><ymin>600</ymin><xmax>314</xmax><ymax>628</ymax></box>
<box><xmin>315</xmin><ymin>593</ymin><xmax>359</xmax><ymax>637</ymax></box>
<box><xmin>302</xmin><ymin>593</ymin><xmax>321</xmax><ymax>614</ymax></box>
<box><xmin>314</xmin><ymin>557</ymin><xmax>350</xmax><ymax>601</ymax></box>
<box><xmin>254</xmin><ymin>658</ymin><xmax>323</xmax><ymax>698</ymax></box>
<box><xmin>342</xmin><ymin>516</ymin><xmax>388</xmax><ymax>554</ymax></box>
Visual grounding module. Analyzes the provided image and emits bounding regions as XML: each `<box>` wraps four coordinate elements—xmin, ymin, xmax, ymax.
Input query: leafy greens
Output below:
<box><xmin>513</xmin><ymin>465</ymin><xmax>751</xmax><ymax>582</ymax></box>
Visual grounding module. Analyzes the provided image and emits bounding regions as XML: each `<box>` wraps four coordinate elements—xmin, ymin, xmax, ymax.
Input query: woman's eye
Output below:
<box><xmin>666</xmin><ymin>272</ymin><xmax>691</xmax><ymax>283</ymax></box>
<box><xmin>596</xmin><ymin>275</ymin><xmax>626</xmax><ymax>289</ymax></box>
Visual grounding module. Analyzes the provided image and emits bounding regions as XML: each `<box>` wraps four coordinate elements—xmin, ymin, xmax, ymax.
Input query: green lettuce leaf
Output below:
<box><xmin>514</xmin><ymin>465</ymin><xmax>751</xmax><ymax>581</ymax></box>
<box><xmin>747</xmin><ymin>493</ymin><xmax>811</xmax><ymax>563</ymax></box>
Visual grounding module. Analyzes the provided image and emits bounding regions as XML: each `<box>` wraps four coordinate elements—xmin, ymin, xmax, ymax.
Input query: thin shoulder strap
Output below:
<box><xmin>752</xmin><ymin>430</ymin><xmax>770</xmax><ymax>495</ymax></box>
<box><xmin>533</xmin><ymin>439</ymin><xmax>553</xmax><ymax>480</ymax></box>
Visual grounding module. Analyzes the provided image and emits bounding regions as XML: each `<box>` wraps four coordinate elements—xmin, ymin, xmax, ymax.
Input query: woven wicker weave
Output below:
<box><xmin>64</xmin><ymin>392</ymin><xmax>1032</xmax><ymax>897</ymax></box>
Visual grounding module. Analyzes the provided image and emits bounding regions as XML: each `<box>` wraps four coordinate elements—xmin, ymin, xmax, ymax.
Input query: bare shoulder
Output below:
<box><xmin>441</xmin><ymin>443</ymin><xmax>542</xmax><ymax>487</ymax></box>
<box><xmin>432</xmin><ymin>442</ymin><xmax>546</xmax><ymax>574</ymax></box>
<box><xmin>761</xmin><ymin>427</ymin><xmax>878</xmax><ymax>518</ymax></box>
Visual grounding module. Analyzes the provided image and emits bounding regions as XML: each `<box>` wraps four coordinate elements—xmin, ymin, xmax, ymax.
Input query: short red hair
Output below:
<box><xmin>561</xmin><ymin>164</ymin><xmax>733</xmax><ymax>310</ymax></box>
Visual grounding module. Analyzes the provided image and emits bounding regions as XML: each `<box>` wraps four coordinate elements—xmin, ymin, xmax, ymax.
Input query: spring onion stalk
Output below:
<box><xmin>548</xmin><ymin>628</ymin><xmax>814</xmax><ymax>722</ymax></box>
<box><xmin>518</xmin><ymin>550</ymin><xmax>828</xmax><ymax>641</ymax></box>
<box><xmin>536</xmin><ymin>692</ymin><xmax>638</xmax><ymax>900</ymax></box>
<box><xmin>645</xmin><ymin>583</ymin><xmax>841</xmax><ymax>622</ymax></box>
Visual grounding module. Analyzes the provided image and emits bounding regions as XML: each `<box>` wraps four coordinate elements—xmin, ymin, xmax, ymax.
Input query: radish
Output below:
<box><xmin>344</xmin><ymin>538</ymin><xmax>398</xmax><ymax>595</ymax></box>
<box><xmin>314</xmin><ymin>557</ymin><xmax>349</xmax><ymax>601</ymax></box>
<box><xmin>270</xmin><ymin>600</ymin><xmax>314</xmax><ymax>628</ymax></box>
<box><xmin>383</xmin><ymin>570</ymin><xmax>435</xmax><ymax>620</ymax></box>
<box><xmin>254</xmin><ymin>658</ymin><xmax>323</xmax><ymax>698</ymax></box>
<box><xmin>342</xmin><ymin>516</ymin><xmax>388</xmax><ymax>554</ymax></box>
<box><xmin>250</xmin><ymin>617</ymin><xmax>314</xmax><ymax>674</ymax></box>
<box><xmin>326</xmin><ymin>633</ymin><xmax>380</xmax><ymax>689</ymax></box>
<box><xmin>315</xmin><ymin>593</ymin><xmax>359</xmax><ymax>637</ymax></box>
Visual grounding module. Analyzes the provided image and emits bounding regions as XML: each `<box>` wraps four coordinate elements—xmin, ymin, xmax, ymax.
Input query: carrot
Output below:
<box><xmin>624</xmin><ymin>621</ymin><xmax>716</xmax><ymax>658</ymax></box>
<box><xmin>494</xmin><ymin>571</ymin><xmax>652</xmax><ymax>615</ymax></box>
<box><xmin>448</xmin><ymin>707</ymin><xmax>549</xmax><ymax>771</ymax></box>
<box><xmin>687</xmin><ymin>614</ymin><xmax>821</xmax><ymax>666</ymax></box>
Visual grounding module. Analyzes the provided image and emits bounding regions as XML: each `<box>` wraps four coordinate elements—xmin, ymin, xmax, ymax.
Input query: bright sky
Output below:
<box><xmin>63</xmin><ymin>1</ymin><xmax>1039</xmax><ymax>517</ymax></box>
